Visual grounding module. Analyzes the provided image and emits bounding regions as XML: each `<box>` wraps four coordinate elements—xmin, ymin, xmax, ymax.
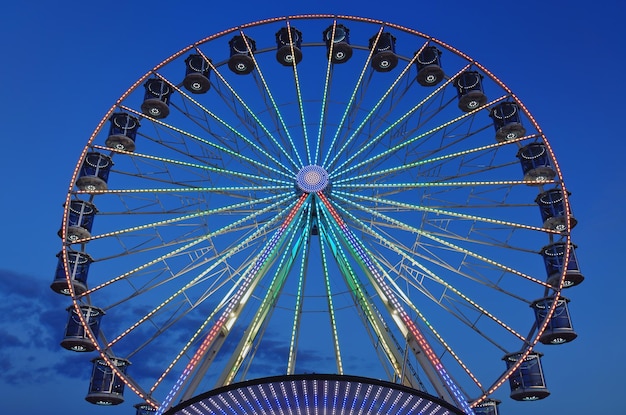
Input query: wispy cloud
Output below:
<box><xmin>0</xmin><ymin>269</ymin><xmax>86</xmax><ymax>384</ymax></box>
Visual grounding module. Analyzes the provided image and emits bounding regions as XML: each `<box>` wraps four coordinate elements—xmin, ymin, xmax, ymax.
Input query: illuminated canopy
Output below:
<box><xmin>164</xmin><ymin>374</ymin><xmax>466</xmax><ymax>415</ymax></box>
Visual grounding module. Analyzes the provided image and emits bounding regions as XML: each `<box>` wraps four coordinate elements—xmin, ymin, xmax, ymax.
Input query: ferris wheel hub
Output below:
<box><xmin>296</xmin><ymin>165</ymin><xmax>329</xmax><ymax>193</ymax></box>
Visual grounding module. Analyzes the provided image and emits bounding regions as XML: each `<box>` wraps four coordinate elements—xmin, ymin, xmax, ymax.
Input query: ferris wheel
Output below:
<box><xmin>52</xmin><ymin>15</ymin><xmax>584</xmax><ymax>415</ymax></box>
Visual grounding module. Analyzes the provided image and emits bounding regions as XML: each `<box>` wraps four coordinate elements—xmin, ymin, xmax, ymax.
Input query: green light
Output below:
<box><xmin>203</xmin><ymin>57</ymin><xmax>302</xmax><ymax>172</ymax></box>
<box><xmin>333</xmin><ymin>193</ymin><xmax>550</xmax><ymax>286</ymax></box>
<box><xmin>333</xmin><ymin>190</ymin><xmax>546</xmax><ymax>232</ymax></box>
<box><xmin>331</xmin><ymin>94</ymin><xmax>509</xmax><ymax>180</ymax></box>
<box><xmin>326</xmin><ymin>51</ymin><xmax>447</xmax><ymax>173</ymax></box>
<box><xmin>239</xmin><ymin>31</ymin><xmax>306</xmax><ymax>169</ymax></box>
<box><xmin>118</xmin><ymin>105</ymin><xmax>294</xmax><ymax>180</ymax></box>
<box><xmin>84</xmin><ymin>194</ymin><xmax>297</xmax><ymax>299</ymax></box>
<box><xmin>321</xmin><ymin>26</ymin><xmax>383</xmax><ymax>169</ymax></box>
<box><xmin>157</xmin><ymin>77</ymin><xmax>296</xmax><ymax>176</ymax></box>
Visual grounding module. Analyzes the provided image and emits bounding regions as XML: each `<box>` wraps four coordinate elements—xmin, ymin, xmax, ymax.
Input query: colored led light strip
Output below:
<box><xmin>316</xmin><ymin>217</ymin><xmax>404</xmax><ymax>377</ymax></box>
<box><xmin>75</xmin><ymin>184</ymin><xmax>293</xmax><ymax>199</ymax></box>
<box><xmin>321</xmin><ymin>26</ymin><xmax>384</xmax><ymax>169</ymax></box>
<box><xmin>327</xmin><ymin>63</ymin><xmax>471</xmax><ymax>176</ymax></box>
<box><xmin>118</xmin><ymin>105</ymin><xmax>294</xmax><ymax>181</ymax></box>
<box><xmin>320</xmin><ymin>212</ymin><xmax>399</xmax><ymax>339</ymax></box>
<box><xmin>334</xmin><ymin>189</ymin><xmax>545</xmax><ymax>233</ymax></box>
<box><xmin>287</xmin><ymin>209</ymin><xmax>313</xmax><ymax>375</ymax></box>
<box><xmin>80</xmin><ymin>194</ymin><xmax>293</xmax><ymax>299</ymax></box>
<box><xmin>333</xmin><ymin>133</ymin><xmax>537</xmax><ymax>185</ymax></box>
<box><xmin>331</xmin><ymin>95</ymin><xmax>507</xmax><ymax>180</ymax></box>
<box><xmin>319</xmin><ymin>238</ymin><xmax>344</xmax><ymax>374</ymax></box>
<box><xmin>220</xmin><ymin>213</ymin><xmax>308</xmax><ymax>386</ymax></box>
<box><xmin>196</xmin><ymin>50</ymin><xmax>302</xmax><ymax>172</ymax></box>
<box><xmin>334</xmin><ymin>193</ymin><xmax>547</xmax><ymax>288</ymax></box>
<box><xmin>77</xmin><ymin>192</ymin><xmax>287</xmax><ymax>245</ymax></box>
<box><xmin>314</xmin><ymin>21</ymin><xmax>336</xmax><ymax>166</ymax></box>
<box><xmin>152</xmin><ymin>75</ymin><xmax>295</xmax><ymax>178</ymax></box>
<box><xmin>332</xmin><ymin>200</ymin><xmax>493</xmax><ymax>386</ymax></box>
<box><xmin>317</xmin><ymin>192</ymin><xmax>474</xmax><ymax>415</ymax></box>
<box><xmin>324</xmin><ymin>42</ymin><xmax>425</xmax><ymax>173</ymax></box>
<box><xmin>149</xmin><ymin>198</ymin><xmax>302</xmax><ymax>394</ymax></box>
<box><xmin>91</xmin><ymin>143</ymin><xmax>292</xmax><ymax>185</ymax></box>
<box><xmin>238</xmin><ymin>29</ymin><xmax>306</xmax><ymax>169</ymax></box>
<box><xmin>156</xmin><ymin>193</ymin><xmax>308</xmax><ymax>414</ymax></box>
<box><xmin>332</xmin><ymin>178</ymin><xmax>549</xmax><ymax>188</ymax></box>
<box><xmin>284</xmin><ymin>20</ymin><xmax>312</xmax><ymax>166</ymax></box>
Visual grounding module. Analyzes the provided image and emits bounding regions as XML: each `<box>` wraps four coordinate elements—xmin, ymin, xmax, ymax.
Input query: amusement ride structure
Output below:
<box><xmin>51</xmin><ymin>15</ymin><xmax>583</xmax><ymax>415</ymax></box>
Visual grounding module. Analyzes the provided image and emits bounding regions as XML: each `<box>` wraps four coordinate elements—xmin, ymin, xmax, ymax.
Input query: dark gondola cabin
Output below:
<box><xmin>535</xmin><ymin>188</ymin><xmax>577</xmax><ymax>232</ymax></box>
<box><xmin>228</xmin><ymin>35</ymin><xmax>257</xmax><ymax>74</ymax></box>
<box><xmin>489</xmin><ymin>102</ymin><xmax>526</xmax><ymax>142</ymax></box>
<box><xmin>415</xmin><ymin>46</ymin><xmax>445</xmax><ymax>86</ymax></box>
<box><xmin>471</xmin><ymin>398</ymin><xmax>500</xmax><ymax>415</ymax></box>
<box><xmin>275</xmin><ymin>27</ymin><xmax>303</xmax><ymax>66</ymax></box>
<box><xmin>369</xmin><ymin>32</ymin><xmax>398</xmax><ymax>72</ymax></box>
<box><xmin>183</xmin><ymin>54</ymin><xmax>212</xmax><ymax>94</ymax></box>
<box><xmin>61</xmin><ymin>305</ymin><xmax>104</xmax><ymax>352</ymax></box>
<box><xmin>85</xmin><ymin>357</ymin><xmax>130</xmax><ymax>405</ymax></box>
<box><xmin>61</xmin><ymin>199</ymin><xmax>97</xmax><ymax>243</ymax></box>
<box><xmin>51</xmin><ymin>250</ymin><xmax>92</xmax><ymax>295</ymax></box>
<box><xmin>75</xmin><ymin>152</ymin><xmax>113</xmax><ymax>192</ymax></box>
<box><xmin>517</xmin><ymin>143</ymin><xmax>556</xmax><ymax>184</ymax></box>
<box><xmin>141</xmin><ymin>78</ymin><xmax>173</xmax><ymax>119</ymax></box>
<box><xmin>105</xmin><ymin>112</ymin><xmax>140</xmax><ymax>152</ymax></box>
<box><xmin>503</xmin><ymin>352</ymin><xmax>550</xmax><ymax>401</ymax></box>
<box><xmin>531</xmin><ymin>297</ymin><xmax>577</xmax><ymax>344</ymax></box>
<box><xmin>541</xmin><ymin>242</ymin><xmax>584</xmax><ymax>288</ymax></box>
<box><xmin>323</xmin><ymin>24</ymin><xmax>353</xmax><ymax>63</ymax></box>
<box><xmin>454</xmin><ymin>71</ymin><xmax>487</xmax><ymax>112</ymax></box>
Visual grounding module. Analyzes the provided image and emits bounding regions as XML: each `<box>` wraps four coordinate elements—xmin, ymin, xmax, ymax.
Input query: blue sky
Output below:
<box><xmin>1</xmin><ymin>1</ymin><xmax>624</xmax><ymax>414</ymax></box>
